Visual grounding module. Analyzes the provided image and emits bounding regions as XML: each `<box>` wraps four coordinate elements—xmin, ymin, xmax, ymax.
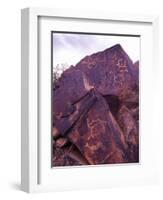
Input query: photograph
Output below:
<box><xmin>52</xmin><ymin>32</ymin><xmax>140</xmax><ymax>167</ymax></box>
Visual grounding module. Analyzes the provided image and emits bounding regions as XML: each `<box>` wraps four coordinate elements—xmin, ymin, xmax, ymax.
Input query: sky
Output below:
<box><xmin>53</xmin><ymin>32</ymin><xmax>140</xmax><ymax>73</ymax></box>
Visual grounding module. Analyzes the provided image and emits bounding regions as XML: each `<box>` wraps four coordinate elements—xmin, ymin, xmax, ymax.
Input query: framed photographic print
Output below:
<box><xmin>52</xmin><ymin>31</ymin><xmax>140</xmax><ymax>167</ymax></box>
<box><xmin>21</xmin><ymin>8</ymin><xmax>159</xmax><ymax>193</ymax></box>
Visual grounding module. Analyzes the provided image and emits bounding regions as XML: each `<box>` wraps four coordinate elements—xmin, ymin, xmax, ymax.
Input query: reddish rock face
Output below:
<box><xmin>116</xmin><ymin>105</ymin><xmax>139</xmax><ymax>162</ymax></box>
<box><xmin>53</xmin><ymin>145</ymin><xmax>89</xmax><ymax>166</ymax></box>
<box><xmin>53</xmin><ymin>44</ymin><xmax>138</xmax><ymax>120</ymax></box>
<box><xmin>75</xmin><ymin>44</ymin><xmax>137</xmax><ymax>100</ymax></box>
<box><xmin>53</xmin><ymin>69</ymin><xmax>88</xmax><ymax>122</ymax></box>
<box><xmin>133</xmin><ymin>61</ymin><xmax>139</xmax><ymax>86</ymax></box>
<box><xmin>67</xmin><ymin>90</ymin><xmax>128</xmax><ymax>164</ymax></box>
<box><xmin>52</xmin><ymin>44</ymin><xmax>139</xmax><ymax>166</ymax></box>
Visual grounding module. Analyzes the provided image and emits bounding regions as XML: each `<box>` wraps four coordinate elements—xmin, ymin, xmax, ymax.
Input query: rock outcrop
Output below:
<box><xmin>52</xmin><ymin>44</ymin><xmax>139</xmax><ymax>166</ymax></box>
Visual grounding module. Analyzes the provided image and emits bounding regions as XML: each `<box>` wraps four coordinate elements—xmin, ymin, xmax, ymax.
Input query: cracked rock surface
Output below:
<box><xmin>52</xmin><ymin>44</ymin><xmax>139</xmax><ymax>166</ymax></box>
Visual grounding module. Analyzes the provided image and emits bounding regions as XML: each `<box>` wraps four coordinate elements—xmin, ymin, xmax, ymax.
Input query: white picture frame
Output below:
<box><xmin>21</xmin><ymin>7</ymin><xmax>159</xmax><ymax>193</ymax></box>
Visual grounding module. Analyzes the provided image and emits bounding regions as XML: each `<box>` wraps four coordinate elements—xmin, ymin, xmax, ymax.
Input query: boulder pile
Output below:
<box><xmin>52</xmin><ymin>44</ymin><xmax>139</xmax><ymax>166</ymax></box>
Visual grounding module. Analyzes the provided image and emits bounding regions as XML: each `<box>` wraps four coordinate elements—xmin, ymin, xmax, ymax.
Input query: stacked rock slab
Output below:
<box><xmin>53</xmin><ymin>44</ymin><xmax>139</xmax><ymax>166</ymax></box>
<box><xmin>67</xmin><ymin>89</ymin><xmax>128</xmax><ymax>164</ymax></box>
